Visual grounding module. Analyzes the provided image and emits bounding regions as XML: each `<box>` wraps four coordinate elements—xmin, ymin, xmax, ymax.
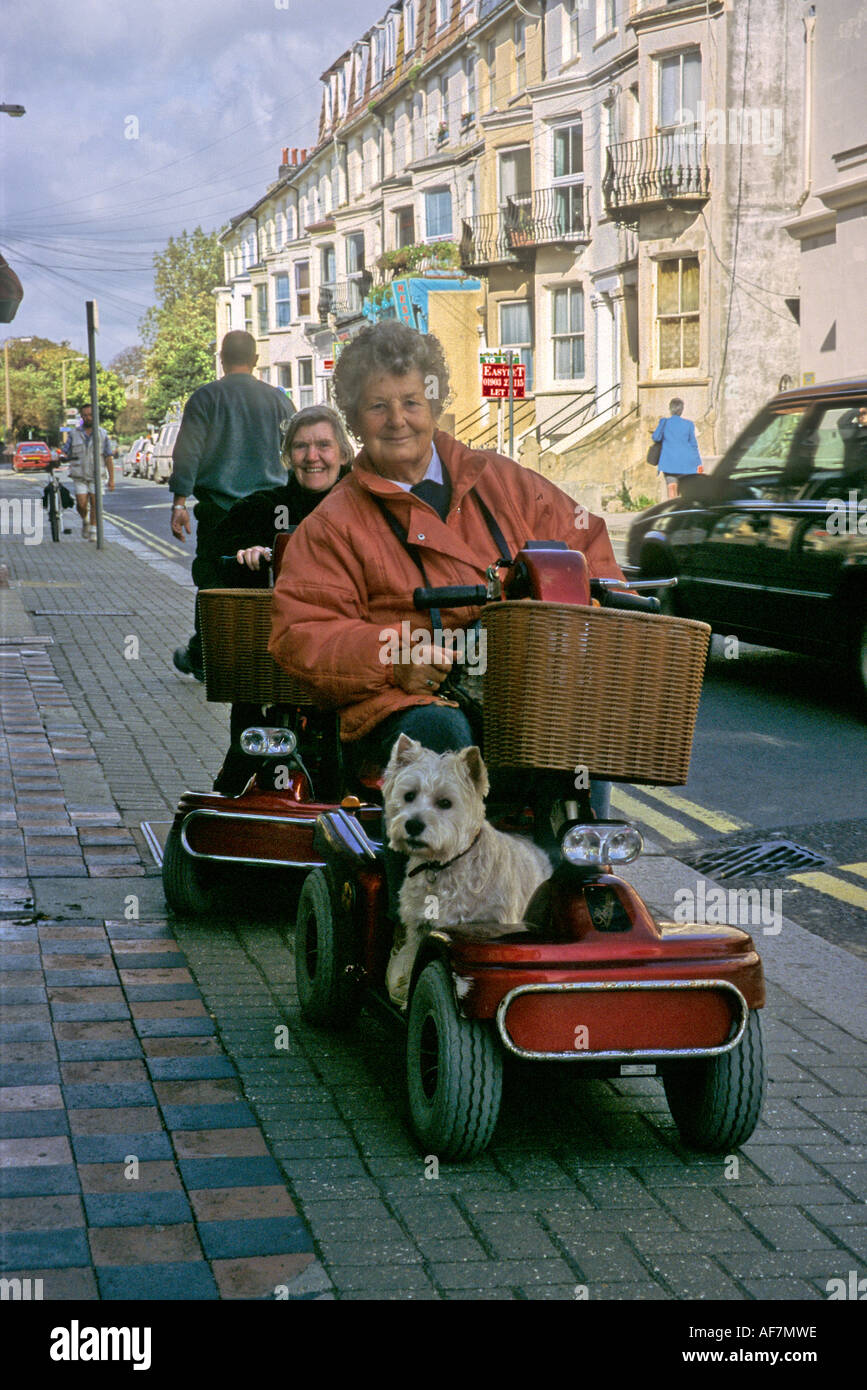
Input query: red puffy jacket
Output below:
<box><xmin>269</xmin><ymin>430</ymin><xmax>624</xmax><ymax>741</ymax></box>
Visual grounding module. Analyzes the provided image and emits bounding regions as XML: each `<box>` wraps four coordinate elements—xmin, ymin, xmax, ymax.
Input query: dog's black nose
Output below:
<box><xmin>405</xmin><ymin>817</ymin><xmax>425</xmax><ymax>838</ymax></box>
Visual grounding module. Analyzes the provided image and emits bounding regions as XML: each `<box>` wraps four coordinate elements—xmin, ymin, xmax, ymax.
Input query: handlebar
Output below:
<box><xmin>593</xmin><ymin>585</ymin><xmax>660</xmax><ymax>615</ymax></box>
<box><xmin>413</xmin><ymin>584</ymin><xmax>488</xmax><ymax>611</ymax></box>
<box><xmin>412</xmin><ymin>576</ymin><xmax>672</xmax><ymax>617</ymax></box>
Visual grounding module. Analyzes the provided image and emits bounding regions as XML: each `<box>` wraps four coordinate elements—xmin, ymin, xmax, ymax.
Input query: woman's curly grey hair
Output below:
<box><xmin>332</xmin><ymin>320</ymin><xmax>451</xmax><ymax>435</ymax></box>
<box><xmin>279</xmin><ymin>405</ymin><xmax>354</xmax><ymax>466</ymax></box>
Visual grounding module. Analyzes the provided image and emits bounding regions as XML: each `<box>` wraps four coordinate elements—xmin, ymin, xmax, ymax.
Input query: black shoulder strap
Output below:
<box><xmin>473</xmin><ymin>491</ymin><xmax>512</xmax><ymax>567</ymax></box>
<box><xmin>372</xmin><ymin>482</ymin><xmax>513</xmax><ymax>635</ymax></box>
<box><xmin>373</xmin><ymin>497</ymin><xmax>442</xmax><ymax>635</ymax></box>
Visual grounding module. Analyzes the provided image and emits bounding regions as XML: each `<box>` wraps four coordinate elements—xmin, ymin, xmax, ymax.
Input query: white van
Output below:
<box><xmin>150</xmin><ymin>422</ymin><xmax>180</xmax><ymax>483</ymax></box>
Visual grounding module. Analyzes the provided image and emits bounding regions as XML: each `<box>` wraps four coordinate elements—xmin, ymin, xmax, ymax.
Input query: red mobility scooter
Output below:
<box><xmin>163</xmin><ymin>539</ymin><xmax>766</xmax><ymax>1162</ymax></box>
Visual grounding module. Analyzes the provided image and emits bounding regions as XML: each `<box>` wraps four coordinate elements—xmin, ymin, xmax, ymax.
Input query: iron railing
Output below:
<box><xmin>460</xmin><ymin>185</ymin><xmax>589</xmax><ymax>268</ymax></box>
<box><xmin>602</xmin><ymin>133</ymin><xmax>710</xmax><ymax>215</ymax></box>
<box><xmin>318</xmin><ymin>274</ymin><xmax>372</xmax><ymax>322</ymax></box>
<box><xmin>531</xmin><ymin>381</ymin><xmax>622</xmax><ymax>446</ymax></box>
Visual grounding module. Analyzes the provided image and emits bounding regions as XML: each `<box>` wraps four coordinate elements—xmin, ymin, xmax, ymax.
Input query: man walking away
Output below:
<box><xmin>65</xmin><ymin>403</ymin><xmax>115</xmax><ymax>540</ymax></box>
<box><xmin>169</xmin><ymin>330</ymin><xmax>295</xmax><ymax>680</ymax></box>
<box><xmin>652</xmin><ymin>398</ymin><xmax>702</xmax><ymax>500</ymax></box>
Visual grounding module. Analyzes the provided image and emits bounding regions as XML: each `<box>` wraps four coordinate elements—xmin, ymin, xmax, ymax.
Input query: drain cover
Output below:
<box><xmin>685</xmin><ymin>839</ymin><xmax>830</xmax><ymax>880</ymax></box>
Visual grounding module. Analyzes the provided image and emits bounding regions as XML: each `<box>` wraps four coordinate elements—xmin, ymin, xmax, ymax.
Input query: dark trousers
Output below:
<box><xmin>187</xmin><ymin>498</ymin><xmax>230</xmax><ymax>667</ymax></box>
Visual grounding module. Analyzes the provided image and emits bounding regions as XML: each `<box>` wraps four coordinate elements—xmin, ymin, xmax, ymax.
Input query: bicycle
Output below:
<box><xmin>42</xmin><ymin>459</ymin><xmax>74</xmax><ymax>542</ymax></box>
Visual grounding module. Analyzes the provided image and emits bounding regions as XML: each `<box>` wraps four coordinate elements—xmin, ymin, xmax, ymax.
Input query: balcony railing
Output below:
<box><xmin>460</xmin><ymin>186</ymin><xmax>589</xmax><ymax>269</ymax></box>
<box><xmin>320</xmin><ymin>273</ymin><xmax>372</xmax><ymax>322</ymax></box>
<box><xmin>603</xmin><ymin>133</ymin><xmax>710</xmax><ymax>218</ymax></box>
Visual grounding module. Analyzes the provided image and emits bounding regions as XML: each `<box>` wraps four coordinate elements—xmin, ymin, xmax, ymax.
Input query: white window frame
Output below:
<box><xmin>256</xmin><ymin>284</ymin><xmax>268</xmax><ymax>337</ymax></box>
<box><xmin>563</xmin><ymin>0</ymin><xmax>583</xmax><ymax>63</ymax></box>
<box><xmin>384</xmin><ymin>17</ymin><xmax>396</xmax><ymax>73</ymax></box>
<box><xmin>298</xmin><ymin>356</ymin><xmax>315</xmax><ymax>409</ymax></box>
<box><xmin>657</xmin><ymin>48</ymin><xmax>702</xmax><ymax>131</ymax></box>
<box><xmin>464</xmin><ymin>55</ymin><xmax>476</xmax><ymax>114</ymax></box>
<box><xmin>294</xmin><ymin>260</ymin><xmax>311</xmax><ymax>319</ymax></box>
<box><xmin>514</xmin><ymin>18</ymin><xmax>526</xmax><ymax>91</ymax></box>
<box><xmin>551</xmin><ymin>120</ymin><xmax>585</xmax><ymax>236</ymax></box>
<box><xmin>372</xmin><ymin>31</ymin><xmax>383</xmax><ymax>87</ymax></box>
<box><xmin>551</xmin><ymin>285</ymin><xmax>586</xmax><ymax>380</ymax></box>
<box><xmin>436</xmin><ymin>0</ymin><xmax>450</xmax><ymax>32</ymax></box>
<box><xmin>597</xmin><ymin>0</ymin><xmax>617</xmax><ymax>37</ymax></box>
<box><xmin>274</xmin><ymin>272</ymin><xmax>291</xmax><ymax>329</ymax></box>
<box><xmin>499</xmin><ymin>300</ymin><xmax>534</xmax><ymax>394</ymax></box>
<box><xmin>487</xmin><ymin>40</ymin><xmax>496</xmax><ymax>109</ymax></box>
<box><xmin>656</xmin><ymin>255</ymin><xmax>700</xmax><ymax>372</ymax></box>
<box><xmin>394</xmin><ymin>204</ymin><xmax>415</xmax><ymax>248</ymax></box>
<box><xmin>404</xmin><ymin>0</ymin><xmax>416</xmax><ymax>53</ymax></box>
<box><xmin>424</xmin><ymin>187</ymin><xmax>453</xmax><ymax>240</ymax></box>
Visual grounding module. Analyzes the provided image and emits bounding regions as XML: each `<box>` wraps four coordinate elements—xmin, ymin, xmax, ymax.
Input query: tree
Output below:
<box><xmin>141</xmin><ymin>227</ymin><xmax>222</xmax><ymax>421</ymax></box>
<box><xmin>63</xmin><ymin>359</ymin><xmax>126</xmax><ymax>425</ymax></box>
<box><xmin>2</xmin><ymin>337</ymin><xmax>125</xmax><ymax>439</ymax></box>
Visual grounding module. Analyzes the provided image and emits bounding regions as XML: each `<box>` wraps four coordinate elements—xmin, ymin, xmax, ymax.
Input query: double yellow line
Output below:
<box><xmin>611</xmin><ymin>785</ymin><xmax>745</xmax><ymax>844</ymax></box>
<box><xmin>103</xmin><ymin>511</ymin><xmax>190</xmax><ymax>563</ymax></box>
<box><xmin>789</xmin><ymin>862</ymin><xmax>867</xmax><ymax>911</ymax></box>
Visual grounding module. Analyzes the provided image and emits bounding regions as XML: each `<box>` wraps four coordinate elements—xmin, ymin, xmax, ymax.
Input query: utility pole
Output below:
<box><xmin>3</xmin><ymin>342</ymin><xmax>10</xmax><ymax>438</ymax></box>
<box><xmin>86</xmin><ymin>302</ymin><xmax>105</xmax><ymax>549</ymax></box>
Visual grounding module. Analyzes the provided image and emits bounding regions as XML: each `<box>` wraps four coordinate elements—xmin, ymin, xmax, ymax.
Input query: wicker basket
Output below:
<box><xmin>198</xmin><ymin>589</ymin><xmax>315</xmax><ymax>705</ymax></box>
<box><xmin>481</xmin><ymin>601</ymin><xmax>710</xmax><ymax>785</ymax></box>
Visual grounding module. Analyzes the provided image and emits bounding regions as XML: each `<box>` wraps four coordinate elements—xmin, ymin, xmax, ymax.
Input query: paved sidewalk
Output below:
<box><xmin>1</xmin><ymin>521</ymin><xmax>866</xmax><ymax>1300</ymax></box>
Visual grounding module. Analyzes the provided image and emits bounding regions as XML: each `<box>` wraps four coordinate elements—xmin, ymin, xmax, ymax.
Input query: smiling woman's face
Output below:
<box><xmin>355</xmin><ymin>369</ymin><xmax>437</xmax><ymax>484</ymax></box>
<box><xmin>287</xmin><ymin>422</ymin><xmax>344</xmax><ymax>492</ymax></box>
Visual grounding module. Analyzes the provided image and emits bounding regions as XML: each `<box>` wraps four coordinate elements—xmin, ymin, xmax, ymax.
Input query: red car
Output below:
<box><xmin>13</xmin><ymin>441</ymin><xmax>52</xmax><ymax>471</ymax></box>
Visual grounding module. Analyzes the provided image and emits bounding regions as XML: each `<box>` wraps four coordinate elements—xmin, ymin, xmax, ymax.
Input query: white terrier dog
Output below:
<box><xmin>382</xmin><ymin>734</ymin><xmax>551</xmax><ymax>1008</ymax></box>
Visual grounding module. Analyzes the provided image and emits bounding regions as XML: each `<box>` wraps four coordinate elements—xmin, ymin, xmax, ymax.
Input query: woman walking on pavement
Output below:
<box><xmin>652</xmin><ymin>398</ymin><xmax>702</xmax><ymax>499</ymax></box>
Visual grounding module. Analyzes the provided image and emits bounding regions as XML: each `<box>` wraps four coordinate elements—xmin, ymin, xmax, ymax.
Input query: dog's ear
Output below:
<box><xmin>459</xmin><ymin>745</ymin><xmax>489</xmax><ymax>797</ymax></box>
<box><xmin>389</xmin><ymin>733</ymin><xmax>421</xmax><ymax>768</ymax></box>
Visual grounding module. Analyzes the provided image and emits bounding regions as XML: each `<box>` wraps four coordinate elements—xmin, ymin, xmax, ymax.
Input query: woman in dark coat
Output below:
<box><xmin>211</xmin><ymin>405</ymin><xmax>352</xmax><ymax>792</ymax></box>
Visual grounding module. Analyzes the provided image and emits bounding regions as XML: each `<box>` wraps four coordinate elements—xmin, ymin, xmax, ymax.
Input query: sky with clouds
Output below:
<box><xmin>0</xmin><ymin>0</ymin><xmax>389</xmax><ymax>365</ymax></box>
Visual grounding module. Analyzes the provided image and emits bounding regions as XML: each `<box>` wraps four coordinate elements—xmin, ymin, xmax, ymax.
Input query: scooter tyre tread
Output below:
<box><xmin>407</xmin><ymin>960</ymin><xmax>503</xmax><ymax>1162</ymax></box>
<box><xmin>662</xmin><ymin>1009</ymin><xmax>765</xmax><ymax>1152</ymax></box>
<box><xmin>293</xmin><ymin>868</ymin><xmax>362</xmax><ymax>1029</ymax></box>
<box><xmin>162</xmin><ymin>823</ymin><xmax>221</xmax><ymax>917</ymax></box>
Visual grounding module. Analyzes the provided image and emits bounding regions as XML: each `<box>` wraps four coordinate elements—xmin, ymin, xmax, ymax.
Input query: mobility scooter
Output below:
<box><xmin>163</xmin><ymin>539</ymin><xmax>766</xmax><ymax>1161</ymax></box>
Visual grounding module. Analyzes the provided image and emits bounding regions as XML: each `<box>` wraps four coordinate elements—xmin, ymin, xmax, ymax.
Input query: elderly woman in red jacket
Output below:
<box><xmin>269</xmin><ymin>320</ymin><xmax>623</xmax><ymax>774</ymax></box>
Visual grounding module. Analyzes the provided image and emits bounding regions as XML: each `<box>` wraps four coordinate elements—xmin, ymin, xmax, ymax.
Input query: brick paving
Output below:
<box><xmin>1</xmin><ymin>517</ymin><xmax>866</xmax><ymax>1300</ymax></box>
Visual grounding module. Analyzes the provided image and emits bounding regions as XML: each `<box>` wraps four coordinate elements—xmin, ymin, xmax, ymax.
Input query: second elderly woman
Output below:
<box><xmin>269</xmin><ymin>320</ymin><xmax>624</xmax><ymax>776</ymax></box>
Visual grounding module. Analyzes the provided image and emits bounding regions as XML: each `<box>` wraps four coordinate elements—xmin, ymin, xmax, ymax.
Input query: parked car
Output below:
<box><xmin>13</xmin><ymin>441</ymin><xmax>52</xmax><ymax>471</ymax></box>
<box><xmin>122</xmin><ymin>436</ymin><xmax>146</xmax><ymax>476</ymax></box>
<box><xmin>628</xmin><ymin>378</ymin><xmax>867</xmax><ymax>698</ymax></box>
<box><xmin>150</xmin><ymin>422</ymin><xmax>180</xmax><ymax>483</ymax></box>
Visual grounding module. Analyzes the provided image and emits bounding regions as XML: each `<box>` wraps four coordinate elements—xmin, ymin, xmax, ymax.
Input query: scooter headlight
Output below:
<box><xmin>239</xmin><ymin>726</ymin><xmax>297</xmax><ymax>758</ymax></box>
<box><xmin>561</xmin><ymin>822</ymin><xmax>643</xmax><ymax>867</ymax></box>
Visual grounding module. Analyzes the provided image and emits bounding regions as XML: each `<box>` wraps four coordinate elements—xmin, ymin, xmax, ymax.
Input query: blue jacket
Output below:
<box><xmin>652</xmin><ymin>415</ymin><xmax>701</xmax><ymax>474</ymax></box>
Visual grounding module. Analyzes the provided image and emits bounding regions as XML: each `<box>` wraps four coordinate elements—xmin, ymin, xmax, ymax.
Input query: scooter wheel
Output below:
<box><xmin>406</xmin><ymin>960</ymin><xmax>503</xmax><ymax>1162</ymax></box>
<box><xmin>162</xmin><ymin>823</ymin><xmax>222</xmax><ymax>916</ymax></box>
<box><xmin>662</xmin><ymin>1009</ymin><xmax>765</xmax><ymax>1151</ymax></box>
<box><xmin>294</xmin><ymin>869</ymin><xmax>362</xmax><ymax>1028</ymax></box>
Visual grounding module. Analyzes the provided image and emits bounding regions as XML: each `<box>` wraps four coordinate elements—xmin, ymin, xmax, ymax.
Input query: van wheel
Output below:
<box><xmin>662</xmin><ymin>1010</ymin><xmax>765</xmax><ymax>1151</ymax></box>
<box><xmin>406</xmin><ymin>960</ymin><xmax>503</xmax><ymax>1161</ymax></box>
<box><xmin>294</xmin><ymin>869</ymin><xmax>362</xmax><ymax>1028</ymax></box>
<box><xmin>162</xmin><ymin>824</ymin><xmax>222</xmax><ymax>916</ymax></box>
